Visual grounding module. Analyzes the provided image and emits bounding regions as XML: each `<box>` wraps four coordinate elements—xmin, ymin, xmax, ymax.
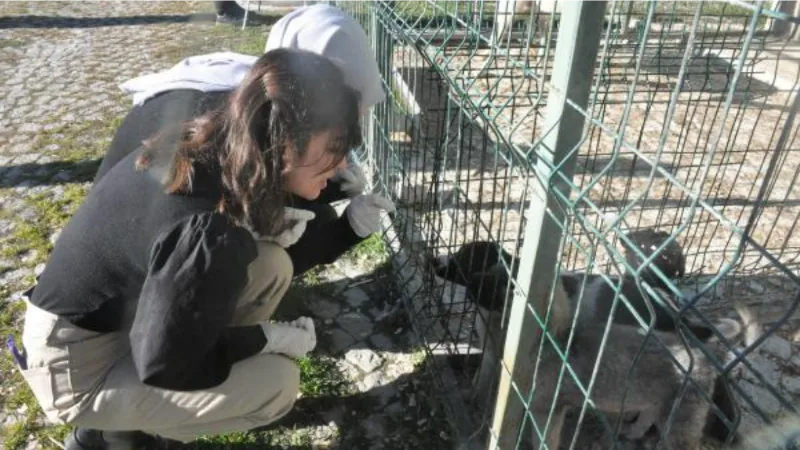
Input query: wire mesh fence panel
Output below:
<box><xmin>332</xmin><ymin>1</ymin><xmax>800</xmax><ymax>449</ymax></box>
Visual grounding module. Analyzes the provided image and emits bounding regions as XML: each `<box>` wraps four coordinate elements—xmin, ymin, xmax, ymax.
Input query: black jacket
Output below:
<box><xmin>31</xmin><ymin>90</ymin><xmax>364</xmax><ymax>392</ymax></box>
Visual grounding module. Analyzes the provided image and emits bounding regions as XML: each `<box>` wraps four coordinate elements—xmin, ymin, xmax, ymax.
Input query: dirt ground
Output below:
<box><xmin>380</xmin><ymin>17</ymin><xmax>800</xmax><ymax>449</ymax></box>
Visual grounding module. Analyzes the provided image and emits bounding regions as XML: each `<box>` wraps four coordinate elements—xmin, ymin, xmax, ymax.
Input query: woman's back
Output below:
<box><xmin>31</xmin><ymin>145</ymin><xmax>238</xmax><ymax>334</ymax></box>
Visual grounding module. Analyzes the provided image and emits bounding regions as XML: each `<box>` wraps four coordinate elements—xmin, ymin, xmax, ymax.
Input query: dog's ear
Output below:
<box><xmin>560</xmin><ymin>272</ymin><xmax>584</xmax><ymax>302</ymax></box>
<box><xmin>455</xmin><ymin>241</ymin><xmax>504</xmax><ymax>275</ymax></box>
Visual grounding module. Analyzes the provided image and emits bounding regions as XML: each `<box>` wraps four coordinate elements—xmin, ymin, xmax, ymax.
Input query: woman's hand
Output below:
<box><xmin>331</xmin><ymin>163</ymin><xmax>367</xmax><ymax>198</ymax></box>
<box><xmin>346</xmin><ymin>194</ymin><xmax>396</xmax><ymax>238</ymax></box>
<box><xmin>259</xmin><ymin>317</ymin><xmax>317</xmax><ymax>359</ymax></box>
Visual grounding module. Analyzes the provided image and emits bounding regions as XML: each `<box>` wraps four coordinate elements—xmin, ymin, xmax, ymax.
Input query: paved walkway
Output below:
<box><xmin>0</xmin><ymin>2</ymin><xmax>450</xmax><ymax>449</ymax></box>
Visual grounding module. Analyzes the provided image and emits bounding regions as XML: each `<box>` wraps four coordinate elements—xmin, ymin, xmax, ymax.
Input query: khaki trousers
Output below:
<box><xmin>20</xmin><ymin>241</ymin><xmax>297</xmax><ymax>443</ymax></box>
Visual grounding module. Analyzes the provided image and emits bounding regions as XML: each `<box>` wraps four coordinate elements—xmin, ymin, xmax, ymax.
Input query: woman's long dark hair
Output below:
<box><xmin>139</xmin><ymin>48</ymin><xmax>362</xmax><ymax>235</ymax></box>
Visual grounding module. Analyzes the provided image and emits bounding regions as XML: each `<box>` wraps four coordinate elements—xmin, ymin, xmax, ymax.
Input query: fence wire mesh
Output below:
<box><xmin>332</xmin><ymin>1</ymin><xmax>799</xmax><ymax>449</ymax></box>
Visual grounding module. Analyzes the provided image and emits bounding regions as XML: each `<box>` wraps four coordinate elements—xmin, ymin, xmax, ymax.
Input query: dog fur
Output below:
<box><xmin>528</xmin><ymin>312</ymin><xmax>743</xmax><ymax>450</ymax></box>
<box><xmin>431</xmin><ymin>231</ymin><xmax>742</xmax><ymax>447</ymax></box>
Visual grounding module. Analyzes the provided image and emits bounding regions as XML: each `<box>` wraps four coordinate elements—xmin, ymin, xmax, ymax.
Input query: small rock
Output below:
<box><xmin>337</xmin><ymin>261</ymin><xmax>365</xmax><ymax>279</ymax></box>
<box><xmin>326</xmin><ymin>329</ymin><xmax>356</xmax><ymax>355</ymax></box>
<box><xmin>782</xmin><ymin>376</ymin><xmax>800</xmax><ymax>395</ymax></box>
<box><xmin>739</xmin><ymin>380</ymin><xmax>783</xmax><ymax>415</ymax></box>
<box><xmin>343</xmin><ymin>287</ymin><xmax>370</xmax><ymax>308</ymax></box>
<box><xmin>362</xmin><ymin>414</ymin><xmax>386</xmax><ymax>439</ymax></box>
<box><xmin>384</xmin><ymin>401</ymin><xmax>404</xmax><ymax>417</ymax></box>
<box><xmin>369</xmin><ymin>333</ymin><xmax>395</xmax><ymax>351</ymax></box>
<box><xmin>337</xmin><ymin>360</ymin><xmax>362</xmax><ymax>381</ymax></box>
<box><xmin>335</xmin><ymin>311</ymin><xmax>373</xmax><ymax>338</ymax></box>
<box><xmin>760</xmin><ymin>335</ymin><xmax>793</xmax><ymax>360</ymax></box>
<box><xmin>741</xmin><ymin>353</ymin><xmax>780</xmax><ymax>384</ymax></box>
<box><xmin>54</xmin><ymin>170</ymin><xmax>73</xmax><ymax>182</ymax></box>
<box><xmin>357</xmin><ymin>371</ymin><xmax>385</xmax><ymax>392</ymax></box>
<box><xmin>305</xmin><ymin>295</ymin><xmax>341</xmax><ymax>320</ymax></box>
<box><xmin>345</xmin><ymin>348</ymin><xmax>383</xmax><ymax>373</ymax></box>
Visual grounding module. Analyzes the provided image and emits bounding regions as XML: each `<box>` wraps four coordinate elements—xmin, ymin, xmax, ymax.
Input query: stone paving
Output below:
<box><xmin>0</xmin><ymin>2</ymin><xmax>452</xmax><ymax>449</ymax></box>
<box><xmin>4</xmin><ymin>3</ymin><xmax>798</xmax><ymax>450</ymax></box>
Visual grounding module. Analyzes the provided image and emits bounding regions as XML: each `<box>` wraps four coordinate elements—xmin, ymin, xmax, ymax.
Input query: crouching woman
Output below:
<box><xmin>18</xmin><ymin>48</ymin><xmax>389</xmax><ymax>449</ymax></box>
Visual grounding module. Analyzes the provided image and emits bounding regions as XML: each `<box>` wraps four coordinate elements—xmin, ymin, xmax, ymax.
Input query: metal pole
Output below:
<box><xmin>365</xmin><ymin>1</ymin><xmax>382</xmax><ymax>179</ymax></box>
<box><xmin>487</xmin><ymin>2</ymin><xmax>607</xmax><ymax>449</ymax></box>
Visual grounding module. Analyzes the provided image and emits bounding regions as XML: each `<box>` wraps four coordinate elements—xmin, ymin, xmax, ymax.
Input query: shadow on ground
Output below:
<box><xmin>0</xmin><ymin>14</ymin><xmax>279</xmax><ymax>29</ymax></box>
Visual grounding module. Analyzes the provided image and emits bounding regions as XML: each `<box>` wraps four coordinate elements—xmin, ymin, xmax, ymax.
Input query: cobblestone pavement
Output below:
<box><xmin>0</xmin><ymin>2</ymin><xmax>451</xmax><ymax>449</ymax></box>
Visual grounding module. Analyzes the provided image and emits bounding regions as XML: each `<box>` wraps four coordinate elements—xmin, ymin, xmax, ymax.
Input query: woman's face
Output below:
<box><xmin>282</xmin><ymin>130</ymin><xmax>346</xmax><ymax>200</ymax></box>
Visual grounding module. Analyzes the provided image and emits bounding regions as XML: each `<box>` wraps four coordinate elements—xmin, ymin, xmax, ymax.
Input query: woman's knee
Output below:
<box><xmin>233</xmin><ymin>242</ymin><xmax>294</xmax><ymax>324</ymax></box>
<box><xmin>248</xmin><ymin>355</ymin><xmax>300</xmax><ymax>421</ymax></box>
<box><xmin>250</xmin><ymin>241</ymin><xmax>294</xmax><ymax>295</ymax></box>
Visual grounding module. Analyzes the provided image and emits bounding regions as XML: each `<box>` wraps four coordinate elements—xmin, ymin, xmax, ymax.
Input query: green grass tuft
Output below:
<box><xmin>298</xmin><ymin>354</ymin><xmax>352</xmax><ymax>398</ymax></box>
<box><xmin>344</xmin><ymin>234</ymin><xmax>387</xmax><ymax>265</ymax></box>
<box><xmin>0</xmin><ymin>38</ymin><xmax>26</xmax><ymax>49</ymax></box>
<box><xmin>1</xmin><ymin>185</ymin><xmax>89</xmax><ymax>266</ymax></box>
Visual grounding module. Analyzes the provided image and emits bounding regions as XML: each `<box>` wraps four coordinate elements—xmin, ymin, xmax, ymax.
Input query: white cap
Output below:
<box><xmin>265</xmin><ymin>4</ymin><xmax>385</xmax><ymax>112</ymax></box>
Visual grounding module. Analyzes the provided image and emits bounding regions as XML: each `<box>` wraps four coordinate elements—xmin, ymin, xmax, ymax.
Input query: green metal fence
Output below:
<box><xmin>331</xmin><ymin>1</ymin><xmax>799</xmax><ymax>448</ymax></box>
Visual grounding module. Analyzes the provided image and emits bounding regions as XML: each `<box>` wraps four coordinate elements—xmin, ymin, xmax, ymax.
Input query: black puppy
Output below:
<box><xmin>431</xmin><ymin>231</ymin><xmax>739</xmax><ymax>445</ymax></box>
<box><xmin>432</xmin><ymin>230</ymin><xmax>706</xmax><ymax>337</ymax></box>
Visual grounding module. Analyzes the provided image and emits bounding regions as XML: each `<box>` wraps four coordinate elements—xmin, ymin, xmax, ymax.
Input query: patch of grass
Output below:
<box><xmin>0</xmin><ymin>110</ymin><xmax>120</xmax><ymax>448</ymax></box>
<box><xmin>0</xmin><ymin>110</ymin><xmax>123</xmax><ymax>265</ymax></box>
<box><xmin>0</xmin><ymin>39</ymin><xmax>25</xmax><ymax>49</ymax></box>
<box><xmin>35</xmin><ymin>113</ymin><xmax>123</xmax><ymax>163</ymax></box>
<box><xmin>298</xmin><ymin>265</ymin><xmax>325</xmax><ymax>287</ymax></box>
<box><xmin>192</xmin><ymin>427</ymin><xmax>316</xmax><ymax>449</ymax></box>
<box><xmin>297</xmin><ymin>354</ymin><xmax>352</xmax><ymax>398</ymax></box>
<box><xmin>1</xmin><ymin>185</ymin><xmax>89</xmax><ymax>265</ymax></box>
<box><xmin>0</xmin><ymin>356</ymin><xmax>71</xmax><ymax>450</ymax></box>
<box><xmin>344</xmin><ymin>234</ymin><xmax>388</xmax><ymax>265</ymax></box>
<box><xmin>152</xmin><ymin>20</ymin><xmax>271</xmax><ymax>62</ymax></box>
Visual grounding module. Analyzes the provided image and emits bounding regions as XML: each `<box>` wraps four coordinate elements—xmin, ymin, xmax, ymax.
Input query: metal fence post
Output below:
<box><xmin>368</xmin><ymin>1</ymin><xmax>396</xmax><ymax>188</ymax></box>
<box><xmin>488</xmin><ymin>2</ymin><xmax>607</xmax><ymax>449</ymax></box>
<box><xmin>363</xmin><ymin>1</ymin><xmax>384</xmax><ymax>180</ymax></box>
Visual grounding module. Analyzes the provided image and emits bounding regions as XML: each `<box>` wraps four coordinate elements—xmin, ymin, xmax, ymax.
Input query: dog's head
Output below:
<box><xmin>621</xmin><ymin>229</ymin><xmax>686</xmax><ymax>287</ymax></box>
<box><xmin>431</xmin><ymin>241</ymin><xmax>513</xmax><ymax>312</ymax></box>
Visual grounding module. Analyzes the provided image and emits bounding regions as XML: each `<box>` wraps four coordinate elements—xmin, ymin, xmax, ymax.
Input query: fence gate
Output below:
<box><xmin>331</xmin><ymin>1</ymin><xmax>800</xmax><ymax>449</ymax></box>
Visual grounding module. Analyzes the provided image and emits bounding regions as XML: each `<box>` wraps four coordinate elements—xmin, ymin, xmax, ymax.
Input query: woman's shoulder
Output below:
<box><xmin>148</xmin><ymin>211</ymin><xmax>259</xmax><ymax>275</ymax></box>
<box><xmin>160</xmin><ymin>211</ymin><xmax>256</xmax><ymax>250</ymax></box>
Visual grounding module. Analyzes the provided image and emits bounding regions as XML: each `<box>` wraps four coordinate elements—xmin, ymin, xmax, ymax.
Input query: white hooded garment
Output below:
<box><xmin>120</xmin><ymin>4</ymin><xmax>385</xmax><ymax>111</ymax></box>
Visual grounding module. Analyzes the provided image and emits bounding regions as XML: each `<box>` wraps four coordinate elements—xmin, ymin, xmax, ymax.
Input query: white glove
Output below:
<box><xmin>346</xmin><ymin>194</ymin><xmax>396</xmax><ymax>238</ymax></box>
<box><xmin>331</xmin><ymin>156</ymin><xmax>367</xmax><ymax>198</ymax></box>
<box><xmin>259</xmin><ymin>317</ymin><xmax>317</xmax><ymax>359</ymax></box>
<box><xmin>259</xmin><ymin>207</ymin><xmax>316</xmax><ymax>248</ymax></box>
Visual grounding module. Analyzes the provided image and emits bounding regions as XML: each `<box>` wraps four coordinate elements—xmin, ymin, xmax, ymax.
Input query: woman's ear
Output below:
<box><xmin>281</xmin><ymin>141</ymin><xmax>297</xmax><ymax>175</ymax></box>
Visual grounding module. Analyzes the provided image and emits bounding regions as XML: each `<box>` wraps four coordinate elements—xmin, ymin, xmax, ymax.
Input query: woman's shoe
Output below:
<box><xmin>64</xmin><ymin>427</ymin><xmax>183</xmax><ymax>450</ymax></box>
